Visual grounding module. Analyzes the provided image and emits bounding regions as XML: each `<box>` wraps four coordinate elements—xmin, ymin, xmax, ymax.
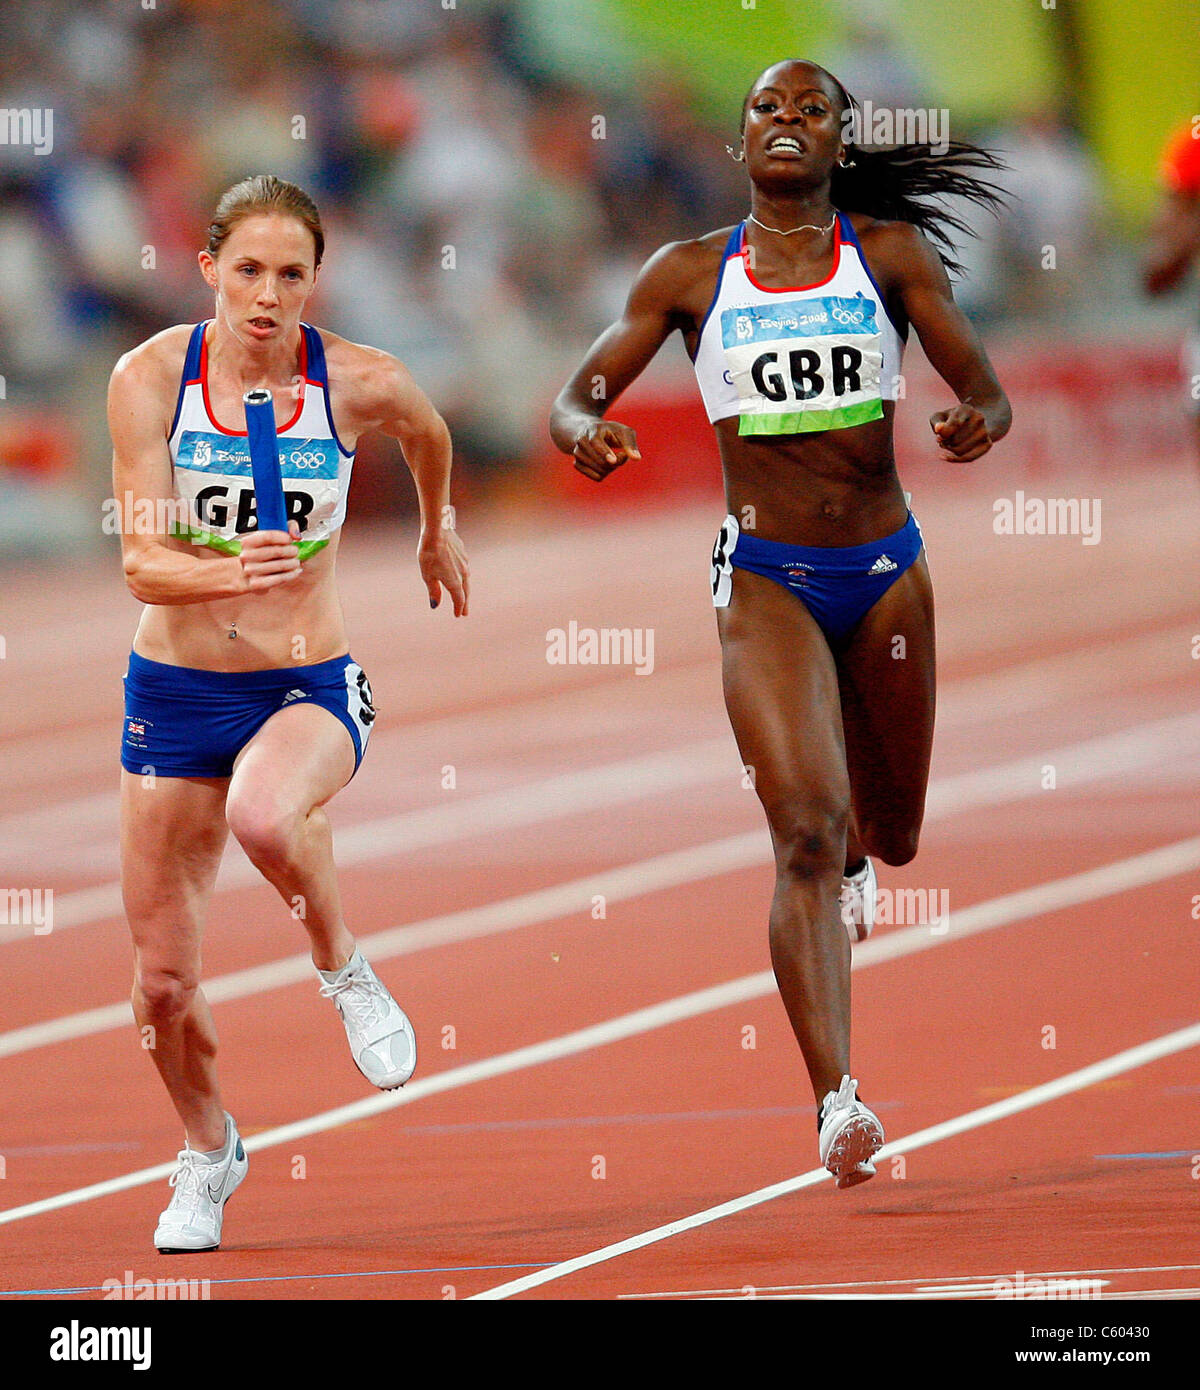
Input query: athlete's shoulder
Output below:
<box><xmin>845</xmin><ymin>214</ymin><xmax>946</xmax><ymax>285</ymax></box>
<box><xmin>112</xmin><ymin>323</ymin><xmax>198</xmax><ymax>389</ymax></box>
<box><xmin>646</xmin><ymin>226</ymin><xmax>737</xmax><ymax>276</ymax></box>
<box><xmin>314</xmin><ymin>326</ymin><xmax>406</xmax><ymax>392</ymax></box>
<box><xmin>308</xmin><ymin>324</ymin><xmax>379</xmax><ymax>366</ymax></box>
<box><xmin>109</xmin><ymin>323</ymin><xmax>196</xmax><ymax>404</ymax></box>
<box><xmin>310</xmin><ymin>327</ymin><xmax>427</xmax><ymax>427</ymax></box>
<box><xmin>629</xmin><ymin>227</ymin><xmax>740</xmax><ymax>312</ymax></box>
<box><xmin>846</xmin><ymin>212</ymin><xmax>927</xmax><ymax>251</ymax></box>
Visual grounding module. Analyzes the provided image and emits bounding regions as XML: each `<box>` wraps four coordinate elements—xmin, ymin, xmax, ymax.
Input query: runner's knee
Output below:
<box><xmin>225</xmin><ymin>792</ymin><xmax>301</xmax><ymax>869</ymax></box>
<box><xmin>765</xmin><ymin>793</ymin><xmax>849</xmax><ymax>880</ymax></box>
<box><xmin>135</xmin><ymin>966</ymin><xmax>198</xmax><ymax>1027</ymax></box>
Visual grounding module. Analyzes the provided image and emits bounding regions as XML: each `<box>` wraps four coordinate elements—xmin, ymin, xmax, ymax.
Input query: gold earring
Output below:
<box><xmin>725</xmin><ymin>144</ymin><xmax>746</xmax><ymax>163</ymax></box>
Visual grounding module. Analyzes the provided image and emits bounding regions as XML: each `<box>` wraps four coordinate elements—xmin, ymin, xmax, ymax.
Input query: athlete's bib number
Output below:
<box><xmin>711</xmin><ymin>516</ymin><xmax>737</xmax><ymax>608</ymax></box>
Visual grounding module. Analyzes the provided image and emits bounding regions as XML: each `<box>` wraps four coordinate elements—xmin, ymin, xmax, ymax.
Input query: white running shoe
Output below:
<box><xmin>818</xmin><ymin>1075</ymin><xmax>884</xmax><ymax>1189</ymax></box>
<box><xmin>154</xmin><ymin>1113</ymin><xmax>247</xmax><ymax>1253</ymax></box>
<box><xmin>839</xmin><ymin>858</ymin><xmax>877</xmax><ymax>943</ymax></box>
<box><xmin>319</xmin><ymin>950</ymin><xmax>416</xmax><ymax>1090</ymax></box>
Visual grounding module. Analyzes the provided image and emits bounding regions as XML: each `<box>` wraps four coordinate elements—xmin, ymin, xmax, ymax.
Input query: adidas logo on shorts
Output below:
<box><xmin>868</xmin><ymin>554</ymin><xmax>898</xmax><ymax>575</ymax></box>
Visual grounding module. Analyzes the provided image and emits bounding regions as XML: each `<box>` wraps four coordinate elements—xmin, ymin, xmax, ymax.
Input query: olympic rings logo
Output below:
<box><xmin>830</xmin><ymin>306</ymin><xmax>866</xmax><ymax>325</ymax></box>
<box><xmin>286</xmin><ymin>450</ymin><xmax>327</xmax><ymax>470</ymax></box>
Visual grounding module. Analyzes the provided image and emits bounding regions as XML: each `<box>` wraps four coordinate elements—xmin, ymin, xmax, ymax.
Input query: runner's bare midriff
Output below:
<box><xmin>131</xmin><ymin>533</ymin><xmax>349</xmax><ymax>670</ymax></box>
<box><xmin>715</xmin><ymin>407</ymin><xmax>911</xmax><ymax>546</ymax></box>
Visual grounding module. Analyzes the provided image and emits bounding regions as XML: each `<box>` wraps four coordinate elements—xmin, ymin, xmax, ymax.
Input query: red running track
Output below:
<box><xmin>0</xmin><ymin>466</ymin><xmax>1197</xmax><ymax>1301</ymax></box>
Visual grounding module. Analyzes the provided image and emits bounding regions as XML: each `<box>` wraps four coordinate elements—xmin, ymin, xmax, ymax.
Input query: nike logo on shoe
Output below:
<box><xmin>206</xmin><ymin>1167</ymin><xmax>233</xmax><ymax>1204</ymax></box>
<box><xmin>205</xmin><ymin>1144</ymin><xmax>243</xmax><ymax>1205</ymax></box>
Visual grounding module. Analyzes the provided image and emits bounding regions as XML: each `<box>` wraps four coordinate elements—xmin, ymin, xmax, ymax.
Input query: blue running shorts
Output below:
<box><xmin>711</xmin><ymin>511</ymin><xmax>924</xmax><ymax>643</ymax></box>
<box><xmin>120</xmin><ymin>651</ymin><xmax>376</xmax><ymax>779</ymax></box>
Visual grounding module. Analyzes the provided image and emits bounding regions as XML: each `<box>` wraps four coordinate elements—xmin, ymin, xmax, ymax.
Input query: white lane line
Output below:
<box><xmin>704</xmin><ymin>1287</ymin><xmax>1113</xmax><ymax>1300</ymax></box>
<box><xmin>1</xmin><ymin>836</ymin><xmax>1196</xmax><ymax>1229</ymax></box>
<box><xmin>5</xmin><ymin>620</ymin><xmax>1186</xmax><ymax>860</ymax></box>
<box><xmin>616</xmin><ymin>1262</ymin><xmax>1200</xmax><ymax>1300</ymax></box>
<box><xmin>923</xmin><ymin>709</ymin><xmax>1200</xmax><ymax>819</ymax></box>
<box><xmin>2</xmin><ymin>756</ymin><xmax>1195</xmax><ymax>1069</ymax></box>
<box><xmin>0</xmin><ymin>974</ymin><xmax>776</xmax><ymax>1229</ymax></box>
<box><xmin>7</xmin><ymin>705</ymin><xmax>1200</xmax><ymax>945</ymax></box>
<box><xmin>0</xmin><ymin>738</ymin><xmax>735</xmax><ymax>943</ymax></box>
<box><xmin>934</xmin><ymin>625</ymin><xmax>1192</xmax><ymax>731</ymax></box>
<box><xmin>0</xmin><ymin>832</ymin><xmax>765</xmax><ymax>1060</ymax></box>
<box><xmin>707</xmin><ymin>1286</ymin><xmax>1200</xmax><ymax>1301</ymax></box>
<box><xmin>846</xmin><ymin>835</ymin><xmax>1200</xmax><ymax>968</ymax></box>
<box><xmin>908</xmin><ymin>1282</ymin><xmax>1112</xmax><ymax>1296</ymax></box>
<box><xmin>1104</xmin><ymin>1288</ymin><xmax>1200</xmax><ymax>1300</ymax></box>
<box><xmin>470</xmin><ymin>1020</ymin><xmax>1200</xmax><ymax>1300</ymax></box>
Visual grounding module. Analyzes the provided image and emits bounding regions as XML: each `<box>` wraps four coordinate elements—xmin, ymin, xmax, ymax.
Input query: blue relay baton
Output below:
<box><xmin>242</xmin><ymin>388</ymin><xmax>288</xmax><ymax>534</ymax></box>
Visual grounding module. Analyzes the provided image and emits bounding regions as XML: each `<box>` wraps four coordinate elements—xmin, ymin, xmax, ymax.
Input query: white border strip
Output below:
<box><xmin>616</xmin><ymin>1261</ymin><xmax>1200</xmax><ymax>1300</ymax></box>
<box><xmin>470</xmin><ymin>1020</ymin><xmax>1200</xmax><ymax>1299</ymax></box>
<box><xmin>1</xmin><ymin>835</ymin><xmax>1195</xmax><ymax>1231</ymax></box>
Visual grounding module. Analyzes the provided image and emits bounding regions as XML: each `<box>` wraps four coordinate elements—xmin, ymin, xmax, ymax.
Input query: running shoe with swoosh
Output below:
<box><xmin>153</xmin><ymin>1113</ymin><xmax>247</xmax><ymax>1253</ymax></box>
<box><xmin>818</xmin><ymin>1075</ymin><xmax>884</xmax><ymax>1188</ymax></box>
<box><xmin>319</xmin><ymin>951</ymin><xmax>417</xmax><ymax>1090</ymax></box>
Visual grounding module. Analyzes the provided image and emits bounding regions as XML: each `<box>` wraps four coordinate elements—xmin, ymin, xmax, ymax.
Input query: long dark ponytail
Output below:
<box><xmin>831</xmin><ymin>139</ymin><xmax>1007</xmax><ymax>277</ymax></box>
<box><xmin>741</xmin><ymin>64</ymin><xmax>1008</xmax><ymax>277</ymax></box>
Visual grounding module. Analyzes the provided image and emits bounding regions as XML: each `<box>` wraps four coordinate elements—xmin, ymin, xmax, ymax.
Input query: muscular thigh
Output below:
<box><xmin>835</xmin><ymin>550</ymin><xmax>936</xmax><ymax>839</ymax></box>
<box><xmin>120</xmin><ymin>770</ymin><xmax>230</xmax><ymax>965</ymax></box>
<box><xmin>717</xmin><ymin>567</ymin><xmax>849</xmax><ymax>831</ymax></box>
<box><xmin>228</xmin><ymin>701</ymin><xmax>357</xmax><ymax>822</ymax></box>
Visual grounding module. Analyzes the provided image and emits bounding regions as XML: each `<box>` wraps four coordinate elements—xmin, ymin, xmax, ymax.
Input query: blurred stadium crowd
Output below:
<box><xmin>0</xmin><ymin>0</ymin><xmax>1176</xmax><ymax>551</ymax></box>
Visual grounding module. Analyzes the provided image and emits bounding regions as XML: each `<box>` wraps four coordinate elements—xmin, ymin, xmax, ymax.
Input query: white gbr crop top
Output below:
<box><xmin>167</xmin><ymin>321</ymin><xmax>355</xmax><ymax>560</ymax></box>
<box><xmin>693</xmin><ymin>213</ymin><xmax>906</xmax><ymax>435</ymax></box>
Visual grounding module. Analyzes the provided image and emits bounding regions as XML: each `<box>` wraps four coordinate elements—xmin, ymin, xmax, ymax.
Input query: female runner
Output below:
<box><xmin>109</xmin><ymin>174</ymin><xmax>469</xmax><ymax>1250</ymax></box>
<box><xmin>551</xmin><ymin>60</ymin><xmax>1009</xmax><ymax>1186</ymax></box>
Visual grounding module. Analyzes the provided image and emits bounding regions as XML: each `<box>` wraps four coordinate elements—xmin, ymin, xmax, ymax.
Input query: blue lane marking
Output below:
<box><xmin>1</xmin><ymin>1261</ymin><xmax>555</xmax><ymax>1297</ymax></box>
<box><xmin>1094</xmin><ymin>1150</ymin><xmax>1194</xmax><ymax>1160</ymax></box>
<box><xmin>1</xmin><ymin>1142</ymin><xmax>141</xmax><ymax>1157</ymax></box>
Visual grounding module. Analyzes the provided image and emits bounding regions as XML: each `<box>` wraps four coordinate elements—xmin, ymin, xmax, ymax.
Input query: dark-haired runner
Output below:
<box><xmin>551</xmin><ymin>61</ymin><xmax>1010</xmax><ymax>1186</ymax></box>
<box><xmin>109</xmin><ymin>175</ymin><xmax>469</xmax><ymax>1250</ymax></box>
